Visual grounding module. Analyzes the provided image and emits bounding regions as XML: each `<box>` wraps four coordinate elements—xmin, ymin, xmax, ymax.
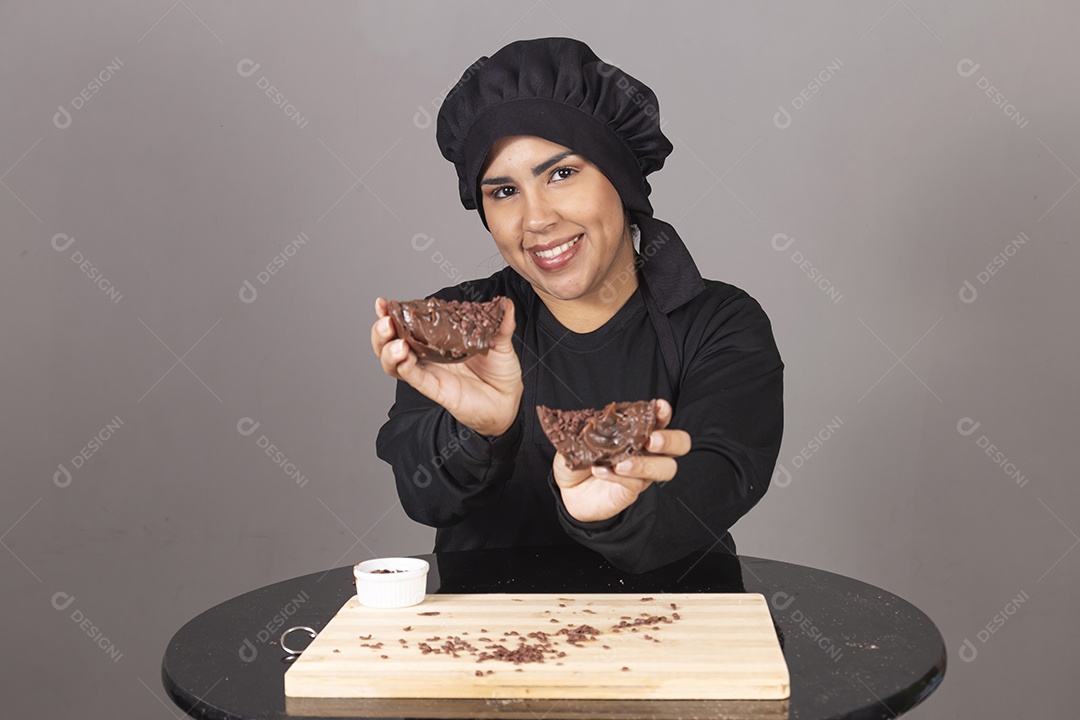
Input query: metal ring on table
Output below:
<box><xmin>280</xmin><ymin>626</ymin><xmax>317</xmax><ymax>656</ymax></box>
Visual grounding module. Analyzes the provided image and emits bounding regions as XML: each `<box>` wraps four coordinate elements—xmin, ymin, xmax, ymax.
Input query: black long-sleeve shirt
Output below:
<box><xmin>375</xmin><ymin>266</ymin><xmax>783</xmax><ymax>573</ymax></box>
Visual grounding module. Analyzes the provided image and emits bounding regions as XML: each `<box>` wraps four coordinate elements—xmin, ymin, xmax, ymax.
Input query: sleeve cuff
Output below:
<box><xmin>546</xmin><ymin>470</ymin><xmax>624</xmax><ymax>534</ymax></box>
<box><xmin>456</xmin><ymin>414</ymin><xmax>523</xmax><ymax>463</ymax></box>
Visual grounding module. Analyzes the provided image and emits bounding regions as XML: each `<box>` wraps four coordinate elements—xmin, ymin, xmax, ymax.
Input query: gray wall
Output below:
<box><xmin>3</xmin><ymin>1</ymin><xmax>1076</xmax><ymax>717</ymax></box>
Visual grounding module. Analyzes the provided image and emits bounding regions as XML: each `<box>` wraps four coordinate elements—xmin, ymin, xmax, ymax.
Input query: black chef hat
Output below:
<box><xmin>435</xmin><ymin>36</ymin><xmax>703</xmax><ymax>316</ymax></box>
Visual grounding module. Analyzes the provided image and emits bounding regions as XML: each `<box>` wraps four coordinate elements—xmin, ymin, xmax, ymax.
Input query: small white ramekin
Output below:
<box><xmin>353</xmin><ymin>557</ymin><xmax>429</xmax><ymax>608</ymax></box>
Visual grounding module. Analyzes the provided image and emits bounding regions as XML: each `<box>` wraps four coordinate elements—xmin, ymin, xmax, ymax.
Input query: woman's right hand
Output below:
<box><xmin>371</xmin><ymin>296</ymin><xmax>523</xmax><ymax>437</ymax></box>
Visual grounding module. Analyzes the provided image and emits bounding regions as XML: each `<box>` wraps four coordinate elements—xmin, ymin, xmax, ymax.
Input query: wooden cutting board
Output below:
<box><xmin>284</xmin><ymin>593</ymin><xmax>789</xmax><ymax>701</ymax></box>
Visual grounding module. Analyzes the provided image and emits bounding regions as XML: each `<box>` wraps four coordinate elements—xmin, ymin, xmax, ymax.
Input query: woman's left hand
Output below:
<box><xmin>552</xmin><ymin>399</ymin><xmax>691</xmax><ymax>523</ymax></box>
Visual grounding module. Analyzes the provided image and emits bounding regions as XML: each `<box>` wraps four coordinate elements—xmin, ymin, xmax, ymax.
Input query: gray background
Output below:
<box><xmin>2</xmin><ymin>1</ymin><xmax>1077</xmax><ymax>717</ymax></box>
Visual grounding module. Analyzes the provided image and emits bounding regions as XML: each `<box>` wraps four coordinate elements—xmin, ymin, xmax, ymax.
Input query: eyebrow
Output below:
<box><xmin>480</xmin><ymin>150</ymin><xmax>577</xmax><ymax>186</ymax></box>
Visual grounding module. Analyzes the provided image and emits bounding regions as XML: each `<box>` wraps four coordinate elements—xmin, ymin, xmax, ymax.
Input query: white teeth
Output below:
<box><xmin>534</xmin><ymin>235</ymin><xmax>581</xmax><ymax>259</ymax></box>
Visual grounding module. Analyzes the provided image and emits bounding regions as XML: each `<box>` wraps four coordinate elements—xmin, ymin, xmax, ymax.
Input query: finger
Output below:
<box><xmin>596</xmin><ymin>455</ymin><xmax>679</xmax><ymax>482</ymax></box>
<box><xmin>646</xmin><ymin>428</ymin><xmax>691</xmax><ymax>457</ymax></box>
<box><xmin>552</xmin><ymin>452</ymin><xmax>592</xmax><ymax>489</ymax></box>
<box><xmin>589</xmin><ymin>469</ymin><xmax>652</xmax><ymax>495</ymax></box>
<box><xmin>379</xmin><ymin>337</ymin><xmax>411</xmax><ymax>379</ymax></box>
<box><xmin>370</xmin><ymin>315</ymin><xmax>396</xmax><ymax>358</ymax></box>
<box><xmin>492</xmin><ymin>297</ymin><xmax>516</xmax><ymax>351</ymax></box>
<box><xmin>653</xmin><ymin>398</ymin><xmax>672</xmax><ymax>431</ymax></box>
<box><xmin>394</xmin><ymin>343</ymin><xmax>450</xmax><ymax>403</ymax></box>
<box><xmin>374</xmin><ymin>297</ymin><xmax>388</xmax><ymax>319</ymax></box>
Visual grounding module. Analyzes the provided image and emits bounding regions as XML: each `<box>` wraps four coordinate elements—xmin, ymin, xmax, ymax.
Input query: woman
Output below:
<box><xmin>371</xmin><ymin>37</ymin><xmax>783</xmax><ymax>574</ymax></box>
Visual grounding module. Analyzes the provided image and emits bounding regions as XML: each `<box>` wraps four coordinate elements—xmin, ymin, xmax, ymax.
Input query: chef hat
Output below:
<box><xmin>434</xmin><ymin>37</ymin><xmax>704</xmax><ymax>317</ymax></box>
<box><xmin>435</xmin><ymin>37</ymin><xmax>673</xmax><ymax>230</ymax></box>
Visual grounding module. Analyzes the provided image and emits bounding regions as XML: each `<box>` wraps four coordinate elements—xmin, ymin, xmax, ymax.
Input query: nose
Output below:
<box><xmin>522</xmin><ymin>189</ymin><xmax>559</xmax><ymax>234</ymax></box>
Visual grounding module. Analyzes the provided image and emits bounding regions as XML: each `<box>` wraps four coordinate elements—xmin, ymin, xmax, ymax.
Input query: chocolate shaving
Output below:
<box><xmin>537</xmin><ymin>399</ymin><xmax>659</xmax><ymax>470</ymax></box>
<box><xmin>387</xmin><ymin>296</ymin><xmax>505</xmax><ymax>363</ymax></box>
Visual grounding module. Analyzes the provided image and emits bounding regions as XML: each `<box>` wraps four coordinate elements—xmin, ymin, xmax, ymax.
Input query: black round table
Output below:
<box><xmin>162</xmin><ymin>546</ymin><xmax>945</xmax><ymax>719</ymax></box>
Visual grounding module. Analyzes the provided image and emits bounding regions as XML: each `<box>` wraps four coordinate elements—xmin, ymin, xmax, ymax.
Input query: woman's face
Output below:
<box><xmin>479</xmin><ymin>135</ymin><xmax>634</xmax><ymax>306</ymax></box>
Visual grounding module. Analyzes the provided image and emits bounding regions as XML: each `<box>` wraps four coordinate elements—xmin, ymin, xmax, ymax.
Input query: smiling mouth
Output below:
<box><xmin>531</xmin><ymin>234</ymin><xmax>582</xmax><ymax>259</ymax></box>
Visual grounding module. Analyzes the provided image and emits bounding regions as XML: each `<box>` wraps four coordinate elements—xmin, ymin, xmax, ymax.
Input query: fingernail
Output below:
<box><xmin>593</xmin><ymin>466</ymin><xmax>609</xmax><ymax>477</ymax></box>
<box><xmin>394</xmin><ymin>339</ymin><xmax>406</xmax><ymax>354</ymax></box>
<box><xmin>380</xmin><ymin>317</ymin><xmax>390</xmax><ymax>333</ymax></box>
<box><xmin>650</xmin><ymin>433</ymin><xmax>663</xmax><ymax>451</ymax></box>
<box><xmin>615</xmin><ymin>460</ymin><xmax>632</xmax><ymax>473</ymax></box>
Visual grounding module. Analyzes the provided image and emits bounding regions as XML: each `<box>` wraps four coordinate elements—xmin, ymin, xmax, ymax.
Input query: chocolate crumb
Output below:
<box><xmin>485</xmin><ymin>670</ymin><xmax>494</xmax><ymax>675</ymax></box>
<box><xmin>515</xmin><ymin>668</ymin><xmax>523</xmax><ymax>672</ymax></box>
<box><xmin>670</xmin><ymin>602</ymin><xmax>678</xmax><ymax>610</ymax></box>
<box><xmin>641</xmin><ymin>597</ymin><xmax>654</xmax><ymax>601</ymax></box>
<box><xmin>418</xmin><ymin>611</ymin><xmax>440</xmax><ymax>616</ymax></box>
<box><xmin>359</xmin><ymin>634</ymin><xmax>371</xmax><ymax>640</ymax></box>
<box><xmin>558</xmin><ymin>603</ymin><xmax>566</xmax><ymax>607</ymax></box>
<box><xmin>549</xmin><ymin>618</ymin><xmax>559</xmax><ymax>623</ymax></box>
<box><xmin>582</xmin><ymin>609</ymin><xmax>596</xmax><ymax>614</ymax></box>
<box><xmin>475</xmin><ymin>670</ymin><xmax>484</xmax><ymax>677</ymax></box>
<box><xmin>672</xmin><ymin>612</ymin><xmax>681</xmax><ymax>620</ymax></box>
<box><xmin>369</xmin><ymin>568</ymin><xmax>406</xmax><ymax>574</ymax></box>
<box><xmin>403</xmin><ymin>626</ymin><xmax>412</xmax><ymax>631</ymax></box>
<box><xmin>380</xmin><ymin>655</ymin><xmax>389</xmax><ymax>659</ymax></box>
<box><xmin>621</xmin><ymin>666</ymin><xmax>630</xmax><ymax>671</ymax></box>
<box><xmin>332</xmin><ymin>649</ymin><xmax>340</xmax><ymax>653</ymax></box>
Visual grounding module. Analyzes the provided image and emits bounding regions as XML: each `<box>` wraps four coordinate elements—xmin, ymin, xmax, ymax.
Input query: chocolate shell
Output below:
<box><xmin>536</xmin><ymin>399</ymin><xmax>660</xmax><ymax>471</ymax></box>
<box><xmin>387</xmin><ymin>296</ymin><xmax>505</xmax><ymax>363</ymax></box>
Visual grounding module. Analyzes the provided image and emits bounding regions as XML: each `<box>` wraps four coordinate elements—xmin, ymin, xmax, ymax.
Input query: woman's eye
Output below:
<box><xmin>492</xmin><ymin>186</ymin><xmax>516</xmax><ymax>200</ymax></box>
<box><xmin>552</xmin><ymin>166</ymin><xmax>576</xmax><ymax>181</ymax></box>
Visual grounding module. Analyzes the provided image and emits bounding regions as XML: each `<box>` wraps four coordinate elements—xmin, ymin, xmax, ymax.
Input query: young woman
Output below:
<box><xmin>371</xmin><ymin>38</ymin><xmax>784</xmax><ymax>574</ymax></box>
